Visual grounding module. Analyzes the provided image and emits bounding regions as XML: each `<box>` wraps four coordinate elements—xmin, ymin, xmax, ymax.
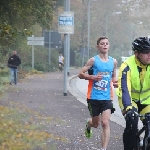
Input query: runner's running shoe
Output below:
<box><xmin>85</xmin><ymin>120</ymin><xmax>92</xmax><ymax>138</ymax></box>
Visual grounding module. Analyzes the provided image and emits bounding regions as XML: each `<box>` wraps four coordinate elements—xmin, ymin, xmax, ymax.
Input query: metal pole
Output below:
<box><xmin>49</xmin><ymin>30</ymin><xmax>51</xmax><ymax>64</ymax></box>
<box><xmin>67</xmin><ymin>0</ymin><xmax>70</xmax><ymax>76</ymax></box>
<box><xmin>64</xmin><ymin>34</ymin><xmax>68</xmax><ymax>96</ymax></box>
<box><xmin>67</xmin><ymin>35</ymin><xmax>70</xmax><ymax>76</ymax></box>
<box><xmin>32</xmin><ymin>35</ymin><xmax>34</xmax><ymax>69</ymax></box>
<box><xmin>87</xmin><ymin>0</ymin><xmax>91</xmax><ymax>60</ymax></box>
<box><xmin>105</xmin><ymin>15</ymin><xmax>108</xmax><ymax>37</ymax></box>
<box><xmin>63</xmin><ymin>0</ymin><xmax>69</xmax><ymax>96</ymax></box>
<box><xmin>82</xmin><ymin>47</ymin><xmax>85</xmax><ymax>67</ymax></box>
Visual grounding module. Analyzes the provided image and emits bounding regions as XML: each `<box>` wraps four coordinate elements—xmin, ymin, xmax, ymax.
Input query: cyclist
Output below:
<box><xmin>116</xmin><ymin>36</ymin><xmax>150</xmax><ymax>150</ymax></box>
<box><xmin>58</xmin><ymin>53</ymin><xmax>64</xmax><ymax>71</ymax></box>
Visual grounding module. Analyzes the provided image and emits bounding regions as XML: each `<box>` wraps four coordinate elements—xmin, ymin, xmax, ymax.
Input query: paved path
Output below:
<box><xmin>1</xmin><ymin>69</ymin><xmax>124</xmax><ymax>150</ymax></box>
<box><xmin>68</xmin><ymin>76</ymin><xmax>125</xmax><ymax>127</ymax></box>
<box><xmin>68</xmin><ymin>69</ymin><xmax>143</xmax><ymax>129</ymax></box>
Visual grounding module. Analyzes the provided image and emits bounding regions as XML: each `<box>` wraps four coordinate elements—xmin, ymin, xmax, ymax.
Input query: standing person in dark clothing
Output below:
<box><xmin>8</xmin><ymin>50</ymin><xmax>21</xmax><ymax>85</ymax></box>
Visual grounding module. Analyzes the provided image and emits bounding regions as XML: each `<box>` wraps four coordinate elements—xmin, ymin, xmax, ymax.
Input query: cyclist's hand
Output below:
<box><xmin>124</xmin><ymin>109</ymin><xmax>138</xmax><ymax>122</ymax></box>
<box><xmin>122</xmin><ymin>106</ymin><xmax>132</xmax><ymax>116</ymax></box>
<box><xmin>124</xmin><ymin>109</ymin><xmax>133</xmax><ymax>121</ymax></box>
<box><xmin>124</xmin><ymin>108</ymin><xmax>139</xmax><ymax>130</ymax></box>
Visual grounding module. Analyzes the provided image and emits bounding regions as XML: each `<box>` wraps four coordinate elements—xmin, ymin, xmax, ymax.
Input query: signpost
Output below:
<box><xmin>44</xmin><ymin>31</ymin><xmax>62</xmax><ymax>49</ymax></box>
<box><xmin>58</xmin><ymin>11</ymin><xmax>74</xmax><ymax>34</ymax></box>
<box><xmin>58</xmin><ymin>8</ymin><xmax>74</xmax><ymax>96</ymax></box>
<box><xmin>27</xmin><ymin>37</ymin><xmax>44</xmax><ymax>45</ymax></box>
<box><xmin>27</xmin><ymin>35</ymin><xmax>44</xmax><ymax>69</ymax></box>
<box><xmin>44</xmin><ymin>31</ymin><xmax>62</xmax><ymax>64</ymax></box>
<box><xmin>27</xmin><ymin>40</ymin><xmax>44</xmax><ymax>45</ymax></box>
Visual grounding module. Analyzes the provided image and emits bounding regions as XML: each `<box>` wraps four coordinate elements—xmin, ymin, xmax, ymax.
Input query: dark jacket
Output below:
<box><xmin>8</xmin><ymin>55</ymin><xmax>21</xmax><ymax>69</ymax></box>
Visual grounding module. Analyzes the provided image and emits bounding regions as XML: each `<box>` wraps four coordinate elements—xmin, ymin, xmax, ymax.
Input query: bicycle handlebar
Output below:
<box><xmin>138</xmin><ymin>113</ymin><xmax>150</xmax><ymax>118</ymax></box>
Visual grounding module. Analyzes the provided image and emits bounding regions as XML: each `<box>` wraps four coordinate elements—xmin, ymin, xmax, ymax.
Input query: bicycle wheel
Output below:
<box><xmin>134</xmin><ymin>136</ymin><xmax>141</xmax><ymax>150</ymax></box>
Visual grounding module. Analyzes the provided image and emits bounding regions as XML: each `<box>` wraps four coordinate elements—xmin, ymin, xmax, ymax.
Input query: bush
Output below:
<box><xmin>0</xmin><ymin>68</ymin><xmax>9</xmax><ymax>76</ymax></box>
<box><xmin>0</xmin><ymin>66</ymin><xmax>9</xmax><ymax>85</ymax></box>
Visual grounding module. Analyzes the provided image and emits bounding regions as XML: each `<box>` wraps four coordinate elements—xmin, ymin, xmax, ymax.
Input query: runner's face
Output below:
<box><xmin>136</xmin><ymin>51</ymin><xmax>150</xmax><ymax>65</ymax></box>
<box><xmin>97</xmin><ymin>39</ymin><xmax>109</xmax><ymax>54</ymax></box>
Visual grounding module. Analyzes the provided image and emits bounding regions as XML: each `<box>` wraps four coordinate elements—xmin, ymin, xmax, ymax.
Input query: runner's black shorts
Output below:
<box><xmin>87</xmin><ymin>99</ymin><xmax>113</xmax><ymax>117</ymax></box>
<box><xmin>58</xmin><ymin>62</ymin><xmax>64</xmax><ymax>66</ymax></box>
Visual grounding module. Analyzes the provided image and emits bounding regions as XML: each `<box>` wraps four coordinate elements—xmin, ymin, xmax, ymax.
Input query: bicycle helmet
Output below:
<box><xmin>132</xmin><ymin>37</ymin><xmax>150</xmax><ymax>52</ymax></box>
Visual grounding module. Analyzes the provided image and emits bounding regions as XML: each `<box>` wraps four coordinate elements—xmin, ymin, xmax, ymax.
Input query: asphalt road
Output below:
<box><xmin>68</xmin><ymin>69</ymin><xmax>143</xmax><ymax>129</ymax></box>
<box><xmin>1</xmin><ymin>69</ymin><xmax>125</xmax><ymax>149</ymax></box>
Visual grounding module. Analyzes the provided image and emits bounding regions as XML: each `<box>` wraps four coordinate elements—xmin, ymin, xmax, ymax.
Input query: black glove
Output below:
<box><xmin>124</xmin><ymin>108</ymin><xmax>138</xmax><ymax>123</ymax></box>
<box><xmin>124</xmin><ymin>108</ymin><xmax>138</xmax><ymax>131</ymax></box>
<box><xmin>111</xmin><ymin>101</ymin><xmax>115</xmax><ymax>114</ymax></box>
<box><xmin>125</xmin><ymin>109</ymin><xmax>134</xmax><ymax>120</ymax></box>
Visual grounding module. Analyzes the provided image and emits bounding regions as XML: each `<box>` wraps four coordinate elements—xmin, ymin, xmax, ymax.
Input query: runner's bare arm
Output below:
<box><xmin>112</xmin><ymin>59</ymin><xmax>118</xmax><ymax>88</ymax></box>
<box><xmin>112</xmin><ymin>59</ymin><xmax>117</xmax><ymax>82</ymax></box>
<box><xmin>78</xmin><ymin>58</ymin><xmax>103</xmax><ymax>81</ymax></box>
<box><xmin>78</xmin><ymin>58</ymin><xmax>94</xmax><ymax>80</ymax></box>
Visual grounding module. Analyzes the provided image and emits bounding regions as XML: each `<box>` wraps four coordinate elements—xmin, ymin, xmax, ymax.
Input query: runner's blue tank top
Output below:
<box><xmin>87</xmin><ymin>55</ymin><xmax>114</xmax><ymax>100</ymax></box>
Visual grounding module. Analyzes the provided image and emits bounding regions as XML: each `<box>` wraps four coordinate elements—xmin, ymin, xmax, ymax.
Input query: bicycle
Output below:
<box><xmin>134</xmin><ymin>112</ymin><xmax>150</xmax><ymax>150</ymax></box>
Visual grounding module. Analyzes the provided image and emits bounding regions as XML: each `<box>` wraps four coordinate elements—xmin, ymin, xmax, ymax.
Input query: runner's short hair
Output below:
<box><xmin>97</xmin><ymin>36</ymin><xmax>108</xmax><ymax>45</ymax></box>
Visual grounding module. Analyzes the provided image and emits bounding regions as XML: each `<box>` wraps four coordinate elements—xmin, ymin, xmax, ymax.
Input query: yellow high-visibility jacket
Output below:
<box><xmin>116</xmin><ymin>55</ymin><xmax>150</xmax><ymax>110</ymax></box>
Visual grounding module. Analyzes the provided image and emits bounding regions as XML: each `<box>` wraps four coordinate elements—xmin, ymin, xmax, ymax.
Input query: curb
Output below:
<box><xmin>67</xmin><ymin>75</ymin><xmax>88</xmax><ymax>106</ymax></box>
<box><xmin>67</xmin><ymin>74</ymin><xmax>144</xmax><ymax>137</ymax></box>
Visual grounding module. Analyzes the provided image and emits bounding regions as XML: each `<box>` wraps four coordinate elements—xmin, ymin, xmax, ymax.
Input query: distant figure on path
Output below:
<box><xmin>8</xmin><ymin>50</ymin><xmax>21</xmax><ymax>85</ymax></box>
<box><xmin>58</xmin><ymin>53</ymin><xmax>64</xmax><ymax>72</ymax></box>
